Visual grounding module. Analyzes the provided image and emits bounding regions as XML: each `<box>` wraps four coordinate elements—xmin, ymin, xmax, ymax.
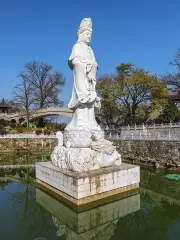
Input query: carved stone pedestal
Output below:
<box><xmin>51</xmin><ymin>130</ymin><xmax>122</xmax><ymax>172</ymax></box>
<box><xmin>63</xmin><ymin>129</ymin><xmax>104</xmax><ymax>148</ymax></box>
<box><xmin>36</xmin><ymin>161</ymin><xmax>140</xmax><ymax>205</ymax></box>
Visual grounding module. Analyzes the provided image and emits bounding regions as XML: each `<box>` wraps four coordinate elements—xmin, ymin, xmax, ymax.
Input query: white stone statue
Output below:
<box><xmin>65</xmin><ymin>18</ymin><xmax>101</xmax><ymax>132</ymax></box>
<box><xmin>51</xmin><ymin>18</ymin><xmax>121</xmax><ymax>172</ymax></box>
<box><xmin>56</xmin><ymin>131</ymin><xmax>63</xmax><ymax>146</ymax></box>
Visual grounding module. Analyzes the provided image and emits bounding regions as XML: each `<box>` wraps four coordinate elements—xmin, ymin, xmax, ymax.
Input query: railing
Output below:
<box><xmin>0</xmin><ymin>132</ymin><xmax>180</xmax><ymax>141</ymax></box>
<box><xmin>105</xmin><ymin>132</ymin><xmax>180</xmax><ymax>141</ymax></box>
<box><xmin>120</xmin><ymin>122</ymin><xmax>180</xmax><ymax>130</ymax></box>
<box><xmin>0</xmin><ymin>108</ymin><xmax>72</xmax><ymax>117</ymax></box>
<box><xmin>0</xmin><ymin>112</ymin><xmax>25</xmax><ymax>117</ymax></box>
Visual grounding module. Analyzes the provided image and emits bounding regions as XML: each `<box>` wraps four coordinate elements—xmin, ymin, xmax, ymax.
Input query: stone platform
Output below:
<box><xmin>36</xmin><ymin>161</ymin><xmax>140</xmax><ymax>205</ymax></box>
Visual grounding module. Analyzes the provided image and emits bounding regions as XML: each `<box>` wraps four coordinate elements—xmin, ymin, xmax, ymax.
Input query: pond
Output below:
<box><xmin>0</xmin><ymin>152</ymin><xmax>51</xmax><ymax>166</ymax></box>
<box><xmin>1</xmin><ymin>157</ymin><xmax>180</xmax><ymax>239</ymax></box>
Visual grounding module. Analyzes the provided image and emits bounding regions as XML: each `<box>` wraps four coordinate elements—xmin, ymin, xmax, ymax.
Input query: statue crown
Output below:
<box><xmin>78</xmin><ymin>18</ymin><xmax>92</xmax><ymax>36</ymax></box>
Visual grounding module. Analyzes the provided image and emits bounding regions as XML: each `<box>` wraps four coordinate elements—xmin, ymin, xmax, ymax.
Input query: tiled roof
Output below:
<box><xmin>0</xmin><ymin>99</ymin><xmax>11</xmax><ymax>108</ymax></box>
<box><xmin>169</xmin><ymin>94</ymin><xmax>180</xmax><ymax>101</ymax></box>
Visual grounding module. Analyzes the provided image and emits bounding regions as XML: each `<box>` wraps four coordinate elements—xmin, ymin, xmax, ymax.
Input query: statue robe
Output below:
<box><xmin>68</xmin><ymin>42</ymin><xmax>98</xmax><ymax>110</ymax></box>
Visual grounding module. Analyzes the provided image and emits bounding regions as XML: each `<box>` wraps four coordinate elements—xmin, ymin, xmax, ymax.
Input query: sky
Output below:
<box><xmin>0</xmin><ymin>0</ymin><xmax>180</xmax><ymax>106</ymax></box>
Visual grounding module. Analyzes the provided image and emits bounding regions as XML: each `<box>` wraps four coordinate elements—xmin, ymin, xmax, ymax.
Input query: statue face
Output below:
<box><xmin>79</xmin><ymin>30</ymin><xmax>92</xmax><ymax>44</ymax></box>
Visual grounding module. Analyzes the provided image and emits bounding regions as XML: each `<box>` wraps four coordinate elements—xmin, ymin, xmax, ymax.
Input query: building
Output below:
<box><xmin>0</xmin><ymin>99</ymin><xmax>11</xmax><ymax>113</ymax></box>
<box><xmin>168</xmin><ymin>90</ymin><xmax>180</xmax><ymax>109</ymax></box>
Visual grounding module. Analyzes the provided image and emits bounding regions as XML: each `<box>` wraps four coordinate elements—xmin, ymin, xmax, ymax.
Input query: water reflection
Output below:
<box><xmin>0</xmin><ymin>152</ymin><xmax>50</xmax><ymax>166</ymax></box>
<box><xmin>141</xmin><ymin>167</ymin><xmax>180</xmax><ymax>202</ymax></box>
<box><xmin>1</xmin><ymin>167</ymin><xmax>180</xmax><ymax>239</ymax></box>
<box><xmin>0</xmin><ymin>177</ymin><xmax>59</xmax><ymax>239</ymax></box>
<box><xmin>36</xmin><ymin>189</ymin><xmax>140</xmax><ymax>239</ymax></box>
<box><xmin>0</xmin><ymin>164</ymin><xmax>35</xmax><ymax>181</ymax></box>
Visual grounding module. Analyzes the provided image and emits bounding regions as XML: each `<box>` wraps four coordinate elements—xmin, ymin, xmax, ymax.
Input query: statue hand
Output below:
<box><xmin>72</xmin><ymin>58</ymin><xmax>80</xmax><ymax>66</ymax></box>
<box><xmin>72</xmin><ymin>58</ymin><xmax>85</xmax><ymax>66</ymax></box>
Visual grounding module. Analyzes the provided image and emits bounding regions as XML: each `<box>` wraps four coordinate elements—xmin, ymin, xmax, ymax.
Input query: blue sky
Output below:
<box><xmin>0</xmin><ymin>0</ymin><xmax>180</xmax><ymax>106</ymax></box>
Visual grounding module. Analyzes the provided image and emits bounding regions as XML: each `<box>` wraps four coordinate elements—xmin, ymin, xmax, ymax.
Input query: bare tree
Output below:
<box><xmin>7</xmin><ymin>101</ymin><xmax>21</xmax><ymax>113</ymax></box>
<box><xmin>23</xmin><ymin>61</ymin><xmax>65</xmax><ymax>109</ymax></box>
<box><xmin>163</xmin><ymin>49</ymin><xmax>180</xmax><ymax>89</ymax></box>
<box><xmin>14</xmin><ymin>61</ymin><xmax>65</xmax><ymax>126</ymax></box>
<box><xmin>13</xmin><ymin>75</ymin><xmax>34</xmax><ymax>129</ymax></box>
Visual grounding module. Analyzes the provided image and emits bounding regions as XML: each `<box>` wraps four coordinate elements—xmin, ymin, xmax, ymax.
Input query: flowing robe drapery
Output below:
<box><xmin>68</xmin><ymin>42</ymin><xmax>98</xmax><ymax>110</ymax></box>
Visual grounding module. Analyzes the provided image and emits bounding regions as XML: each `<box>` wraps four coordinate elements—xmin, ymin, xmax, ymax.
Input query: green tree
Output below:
<box><xmin>156</xmin><ymin>101</ymin><xmax>180</xmax><ymax>123</ymax></box>
<box><xmin>97</xmin><ymin>75</ymin><xmax>126</xmax><ymax>129</ymax></box>
<box><xmin>97</xmin><ymin>63</ymin><xmax>167</xmax><ymax>126</ymax></box>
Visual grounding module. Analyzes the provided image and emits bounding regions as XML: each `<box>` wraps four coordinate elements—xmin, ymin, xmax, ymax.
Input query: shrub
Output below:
<box><xmin>16</xmin><ymin>127</ymin><xmax>24</xmax><ymax>133</ymax></box>
<box><xmin>35</xmin><ymin>129</ymin><xmax>42</xmax><ymax>135</ymax></box>
<box><xmin>44</xmin><ymin>129</ymin><xmax>51</xmax><ymax>135</ymax></box>
<box><xmin>0</xmin><ymin>119</ymin><xmax>6</xmax><ymax>127</ymax></box>
<box><xmin>0</xmin><ymin>129</ymin><xmax>7</xmax><ymax>135</ymax></box>
<box><xmin>57</xmin><ymin>123</ymin><xmax>67</xmax><ymax>131</ymax></box>
<box><xmin>10</xmin><ymin>123</ymin><xmax>16</xmax><ymax>128</ymax></box>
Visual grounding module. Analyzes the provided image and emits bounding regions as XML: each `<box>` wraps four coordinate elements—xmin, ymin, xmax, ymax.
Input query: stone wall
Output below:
<box><xmin>114</xmin><ymin>140</ymin><xmax>180</xmax><ymax>168</ymax></box>
<box><xmin>1</xmin><ymin>137</ymin><xmax>180</xmax><ymax>169</ymax></box>
<box><xmin>0</xmin><ymin>139</ymin><xmax>56</xmax><ymax>152</ymax></box>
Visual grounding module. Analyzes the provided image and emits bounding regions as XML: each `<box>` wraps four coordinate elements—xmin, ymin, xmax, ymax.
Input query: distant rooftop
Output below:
<box><xmin>0</xmin><ymin>99</ymin><xmax>11</xmax><ymax>108</ymax></box>
<box><xmin>169</xmin><ymin>91</ymin><xmax>180</xmax><ymax>101</ymax></box>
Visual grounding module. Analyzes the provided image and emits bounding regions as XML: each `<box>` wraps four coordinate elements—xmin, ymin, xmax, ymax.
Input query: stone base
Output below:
<box><xmin>36</xmin><ymin>162</ymin><xmax>140</xmax><ymax>205</ymax></box>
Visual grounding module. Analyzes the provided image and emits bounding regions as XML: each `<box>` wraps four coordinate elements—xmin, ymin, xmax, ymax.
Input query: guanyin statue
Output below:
<box><xmin>66</xmin><ymin>18</ymin><xmax>101</xmax><ymax>132</ymax></box>
<box><xmin>51</xmin><ymin>18</ymin><xmax>121</xmax><ymax>172</ymax></box>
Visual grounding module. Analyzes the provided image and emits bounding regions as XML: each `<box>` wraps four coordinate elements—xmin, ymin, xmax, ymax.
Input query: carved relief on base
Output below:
<box><xmin>63</xmin><ymin>129</ymin><xmax>104</xmax><ymax>148</ymax></box>
<box><xmin>51</xmin><ymin>132</ymin><xmax>121</xmax><ymax>172</ymax></box>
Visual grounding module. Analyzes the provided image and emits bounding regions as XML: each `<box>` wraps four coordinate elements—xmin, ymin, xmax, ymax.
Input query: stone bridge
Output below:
<box><xmin>0</xmin><ymin>107</ymin><xmax>73</xmax><ymax>124</ymax></box>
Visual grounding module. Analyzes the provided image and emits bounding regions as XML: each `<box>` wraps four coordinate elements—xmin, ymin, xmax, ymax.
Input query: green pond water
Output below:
<box><xmin>1</xmin><ymin>154</ymin><xmax>180</xmax><ymax>240</ymax></box>
<box><xmin>0</xmin><ymin>152</ymin><xmax>51</xmax><ymax>166</ymax></box>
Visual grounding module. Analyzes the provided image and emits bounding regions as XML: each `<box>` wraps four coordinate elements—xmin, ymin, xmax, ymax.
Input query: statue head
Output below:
<box><xmin>77</xmin><ymin>18</ymin><xmax>92</xmax><ymax>44</ymax></box>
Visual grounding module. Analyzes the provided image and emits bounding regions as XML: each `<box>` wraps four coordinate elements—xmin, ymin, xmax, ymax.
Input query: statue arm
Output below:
<box><xmin>68</xmin><ymin>44</ymin><xmax>97</xmax><ymax>69</ymax></box>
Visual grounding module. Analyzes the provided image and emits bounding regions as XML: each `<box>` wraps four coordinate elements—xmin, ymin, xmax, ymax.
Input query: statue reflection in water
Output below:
<box><xmin>36</xmin><ymin>188</ymin><xmax>140</xmax><ymax>240</ymax></box>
